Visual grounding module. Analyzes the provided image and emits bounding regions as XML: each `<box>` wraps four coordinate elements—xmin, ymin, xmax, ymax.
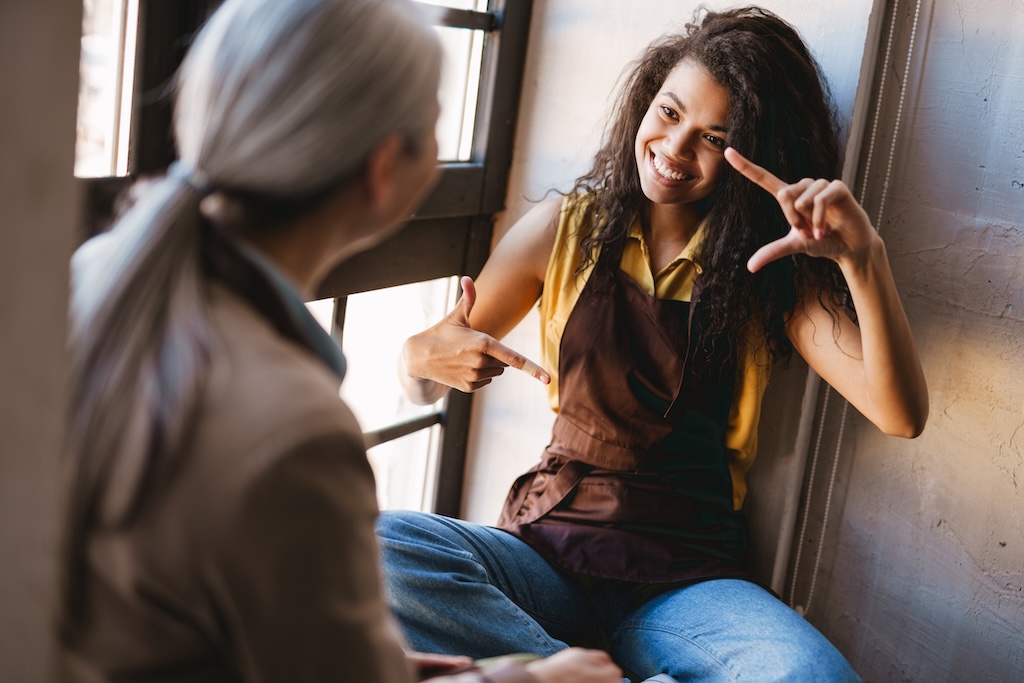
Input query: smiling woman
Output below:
<box><xmin>377</xmin><ymin>6</ymin><xmax>926</xmax><ymax>682</ymax></box>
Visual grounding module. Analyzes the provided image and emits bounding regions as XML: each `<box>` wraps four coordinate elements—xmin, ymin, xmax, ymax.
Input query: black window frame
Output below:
<box><xmin>78</xmin><ymin>0</ymin><xmax>535</xmax><ymax>518</ymax></box>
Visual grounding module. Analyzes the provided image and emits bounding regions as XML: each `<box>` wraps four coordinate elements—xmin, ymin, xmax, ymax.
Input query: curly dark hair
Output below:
<box><xmin>569</xmin><ymin>6</ymin><xmax>847</xmax><ymax>362</ymax></box>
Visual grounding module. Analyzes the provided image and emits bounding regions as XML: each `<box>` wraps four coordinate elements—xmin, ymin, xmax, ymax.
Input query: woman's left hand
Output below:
<box><xmin>724</xmin><ymin>147</ymin><xmax>877</xmax><ymax>272</ymax></box>
<box><xmin>726</xmin><ymin>148</ymin><xmax>928</xmax><ymax>438</ymax></box>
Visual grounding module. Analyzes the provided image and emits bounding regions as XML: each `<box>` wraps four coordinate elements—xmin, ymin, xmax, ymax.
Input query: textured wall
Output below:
<box><xmin>463</xmin><ymin>0</ymin><xmax>876</xmax><ymax>524</ymax></box>
<box><xmin>0</xmin><ymin>2</ymin><xmax>81</xmax><ymax>681</ymax></box>
<box><xmin>796</xmin><ymin>0</ymin><xmax>1024</xmax><ymax>680</ymax></box>
<box><xmin>464</xmin><ymin>0</ymin><xmax>1024</xmax><ymax>679</ymax></box>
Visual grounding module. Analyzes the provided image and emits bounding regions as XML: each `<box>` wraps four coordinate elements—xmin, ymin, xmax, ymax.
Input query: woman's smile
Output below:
<box><xmin>650</xmin><ymin>150</ymin><xmax>696</xmax><ymax>183</ymax></box>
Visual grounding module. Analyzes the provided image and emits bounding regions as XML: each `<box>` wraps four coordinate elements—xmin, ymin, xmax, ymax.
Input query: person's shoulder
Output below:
<box><xmin>508</xmin><ymin>194</ymin><xmax>565</xmax><ymax>239</ymax></box>
<box><xmin>192</xmin><ymin>284</ymin><xmax>364</xmax><ymax>479</ymax></box>
<box><xmin>209</xmin><ymin>283</ymin><xmax>344</xmax><ymax>396</ymax></box>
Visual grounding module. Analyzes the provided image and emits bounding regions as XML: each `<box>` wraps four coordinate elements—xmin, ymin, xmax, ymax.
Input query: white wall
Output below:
<box><xmin>0</xmin><ymin>2</ymin><xmax>82</xmax><ymax>681</ymax></box>
<box><xmin>799</xmin><ymin>0</ymin><xmax>1024</xmax><ymax>679</ymax></box>
<box><xmin>462</xmin><ymin>0</ymin><xmax>876</xmax><ymax>523</ymax></box>
<box><xmin>462</xmin><ymin>0</ymin><xmax>1024</xmax><ymax>679</ymax></box>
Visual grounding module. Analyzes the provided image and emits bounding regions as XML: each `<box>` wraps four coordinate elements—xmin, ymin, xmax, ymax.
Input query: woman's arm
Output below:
<box><xmin>399</xmin><ymin>196</ymin><xmax>563</xmax><ymax>405</ymax></box>
<box><xmin>725</xmin><ymin>148</ymin><xmax>928</xmax><ymax>438</ymax></box>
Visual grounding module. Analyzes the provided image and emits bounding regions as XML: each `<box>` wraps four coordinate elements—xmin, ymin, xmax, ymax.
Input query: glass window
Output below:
<box><xmin>435</xmin><ymin>26</ymin><xmax>486</xmax><ymax>161</ymax></box>
<box><xmin>310</xmin><ymin>278</ymin><xmax>458</xmax><ymax>512</ymax></box>
<box><xmin>305</xmin><ymin>298</ymin><xmax>336</xmax><ymax>333</ymax></box>
<box><xmin>76</xmin><ymin>0</ymin><xmax>139</xmax><ymax>177</ymax></box>
<box><xmin>419</xmin><ymin>0</ymin><xmax>488</xmax><ymax>11</ymax></box>
<box><xmin>368</xmin><ymin>425</ymin><xmax>442</xmax><ymax>512</ymax></box>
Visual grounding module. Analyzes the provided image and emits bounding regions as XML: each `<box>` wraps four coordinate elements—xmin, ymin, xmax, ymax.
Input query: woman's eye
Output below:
<box><xmin>704</xmin><ymin>134</ymin><xmax>725</xmax><ymax>148</ymax></box>
<box><xmin>660</xmin><ymin>105</ymin><xmax>678</xmax><ymax>120</ymax></box>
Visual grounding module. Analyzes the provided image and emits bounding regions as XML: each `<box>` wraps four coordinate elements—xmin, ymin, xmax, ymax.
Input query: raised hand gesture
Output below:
<box><xmin>724</xmin><ymin>147</ymin><xmax>878</xmax><ymax>273</ymax></box>
<box><xmin>725</xmin><ymin>147</ymin><xmax>928</xmax><ymax>437</ymax></box>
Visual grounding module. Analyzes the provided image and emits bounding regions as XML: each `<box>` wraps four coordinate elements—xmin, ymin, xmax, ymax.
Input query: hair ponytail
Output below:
<box><xmin>62</xmin><ymin>0</ymin><xmax>442</xmax><ymax>619</ymax></box>
<box><xmin>64</xmin><ymin>170</ymin><xmax>211</xmax><ymax>614</ymax></box>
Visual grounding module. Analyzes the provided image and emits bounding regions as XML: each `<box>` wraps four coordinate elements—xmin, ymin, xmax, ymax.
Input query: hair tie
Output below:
<box><xmin>168</xmin><ymin>160</ymin><xmax>213</xmax><ymax>198</ymax></box>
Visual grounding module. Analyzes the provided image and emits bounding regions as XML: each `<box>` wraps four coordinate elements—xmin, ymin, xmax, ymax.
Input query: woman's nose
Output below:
<box><xmin>664</xmin><ymin>126</ymin><xmax>697</xmax><ymax>159</ymax></box>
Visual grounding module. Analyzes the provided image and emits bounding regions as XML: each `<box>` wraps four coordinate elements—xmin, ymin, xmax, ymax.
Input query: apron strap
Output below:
<box><xmin>499</xmin><ymin>459</ymin><xmax>592</xmax><ymax>527</ymax></box>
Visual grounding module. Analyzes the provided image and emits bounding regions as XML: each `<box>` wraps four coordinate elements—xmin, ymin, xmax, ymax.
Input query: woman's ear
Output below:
<box><xmin>363</xmin><ymin>134</ymin><xmax>406</xmax><ymax>213</ymax></box>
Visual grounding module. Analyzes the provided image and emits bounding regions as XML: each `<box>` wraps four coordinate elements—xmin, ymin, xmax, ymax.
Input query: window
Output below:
<box><xmin>76</xmin><ymin>0</ymin><xmax>139</xmax><ymax>177</ymax></box>
<box><xmin>77</xmin><ymin>0</ymin><xmax>218</xmax><ymax>238</ymax></box>
<box><xmin>307</xmin><ymin>276</ymin><xmax>458</xmax><ymax>512</ymax></box>
<box><xmin>316</xmin><ymin>1</ymin><xmax>534</xmax><ymax>516</ymax></box>
<box><xmin>76</xmin><ymin>0</ymin><xmax>534</xmax><ymax>518</ymax></box>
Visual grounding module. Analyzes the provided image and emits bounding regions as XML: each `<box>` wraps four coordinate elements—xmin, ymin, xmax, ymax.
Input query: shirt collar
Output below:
<box><xmin>230</xmin><ymin>238</ymin><xmax>348</xmax><ymax>380</ymax></box>
<box><xmin>626</xmin><ymin>218</ymin><xmax>706</xmax><ymax>275</ymax></box>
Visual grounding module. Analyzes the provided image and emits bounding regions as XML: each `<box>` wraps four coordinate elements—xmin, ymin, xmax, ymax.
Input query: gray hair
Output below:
<box><xmin>65</xmin><ymin>0</ymin><xmax>443</xmax><ymax>595</ymax></box>
<box><xmin>176</xmin><ymin>0</ymin><xmax>443</xmax><ymax>204</ymax></box>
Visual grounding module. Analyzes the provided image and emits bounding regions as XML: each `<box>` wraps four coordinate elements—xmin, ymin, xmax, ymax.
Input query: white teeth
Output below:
<box><xmin>652</xmin><ymin>154</ymin><xmax>692</xmax><ymax>181</ymax></box>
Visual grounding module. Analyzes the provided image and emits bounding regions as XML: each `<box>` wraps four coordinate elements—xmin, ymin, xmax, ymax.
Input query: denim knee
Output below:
<box><xmin>375</xmin><ymin>509</ymin><xmax>430</xmax><ymax>544</ymax></box>
<box><xmin>769</xmin><ymin>640</ymin><xmax>861</xmax><ymax>683</ymax></box>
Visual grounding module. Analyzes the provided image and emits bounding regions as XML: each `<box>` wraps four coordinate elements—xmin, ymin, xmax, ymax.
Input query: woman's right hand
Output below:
<box><xmin>525</xmin><ymin>648</ymin><xmax>623</xmax><ymax>683</ymax></box>
<box><xmin>399</xmin><ymin>275</ymin><xmax>550</xmax><ymax>405</ymax></box>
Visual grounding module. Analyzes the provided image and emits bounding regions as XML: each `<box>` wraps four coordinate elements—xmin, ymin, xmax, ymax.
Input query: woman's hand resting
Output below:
<box><xmin>525</xmin><ymin>648</ymin><xmax>623</xmax><ymax>683</ymax></box>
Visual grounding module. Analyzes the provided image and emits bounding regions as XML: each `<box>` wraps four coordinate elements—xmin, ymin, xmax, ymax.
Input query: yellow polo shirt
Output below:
<box><xmin>538</xmin><ymin>198</ymin><xmax>770</xmax><ymax>510</ymax></box>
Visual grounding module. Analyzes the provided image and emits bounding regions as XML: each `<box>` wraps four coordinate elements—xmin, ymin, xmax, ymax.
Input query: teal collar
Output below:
<box><xmin>232</xmin><ymin>239</ymin><xmax>347</xmax><ymax>380</ymax></box>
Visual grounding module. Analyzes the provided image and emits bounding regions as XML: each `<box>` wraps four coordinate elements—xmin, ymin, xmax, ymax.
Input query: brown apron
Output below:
<box><xmin>497</xmin><ymin>238</ymin><xmax>749</xmax><ymax>584</ymax></box>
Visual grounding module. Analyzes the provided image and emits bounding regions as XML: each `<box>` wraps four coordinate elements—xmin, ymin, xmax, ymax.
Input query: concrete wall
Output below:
<box><xmin>795</xmin><ymin>0</ymin><xmax>1024</xmax><ymax>679</ymax></box>
<box><xmin>463</xmin><ymin>0</ymin><xmax>876</xmax><ymax>522</ymax></box>
<box><xmin>463</xmin><ymin>0</ymin><xmax>1024</xmax><ymax>679</ymax></box>
<box><xmin>0</xmin><ymin>2</ymin><xmax>82</xmax><ymax>681</ymax></box>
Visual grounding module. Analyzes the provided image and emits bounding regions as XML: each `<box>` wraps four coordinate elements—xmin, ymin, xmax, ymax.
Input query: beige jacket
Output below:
<box><xmin>61</xmin><ymin>255</ymin><xmax>535</xmax><ymax>683</ymax></box>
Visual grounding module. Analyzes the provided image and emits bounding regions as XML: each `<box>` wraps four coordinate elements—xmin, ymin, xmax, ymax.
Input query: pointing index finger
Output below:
<box><xmin>724</xmin><ymin>147</ymin><xmax>786</xmax><ymax>195</ymax></box>
<box><xmin>516</xmin><ymin>357</ymin><xmax>551</xmax><ymax>385</ymax></box>
<box><xmin>486</xmin><ymin>339</ymin><xmax>551</xmax><ymax>385</ymax></box>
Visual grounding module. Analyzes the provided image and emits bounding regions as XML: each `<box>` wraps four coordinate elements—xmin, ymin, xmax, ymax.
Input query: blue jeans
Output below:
<box><xmin>376</xmin><ymin>510</ymin><xmax>862</xmax><ymax>683</ymax></box>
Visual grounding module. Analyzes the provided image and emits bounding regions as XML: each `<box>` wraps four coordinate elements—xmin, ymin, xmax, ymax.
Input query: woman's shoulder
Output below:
<box><xmin>194</xmin><ymin>284</ymin><xmax>364</xmax><ymax>474</ymax></box>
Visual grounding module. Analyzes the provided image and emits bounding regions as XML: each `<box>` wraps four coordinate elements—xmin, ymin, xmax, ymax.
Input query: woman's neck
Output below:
<box><xmin>243</xmin><ymin>230</ymin><xmax>323</xmax><ymax>299</ymax></box>
<box><xmin>642</xmin><ymin>202</ymin><xmax>702</xmax><ymax>274</ymax></box>
<box><xmin>239</xmin><ymin>187</ymin><xmax>365</xmax><ymax>299</ymax></box>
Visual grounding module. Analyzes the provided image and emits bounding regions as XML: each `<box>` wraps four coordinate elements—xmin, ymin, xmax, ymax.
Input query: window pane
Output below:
<box><xmin>305</xmin><ymin>297</ymin><xmax>335</xmax><ymax>335</ymax></box>
<box><xmin>435</xmin><ymin>26</ymin><xmax>485</xmax><ymax>161</ymax></box>
<box><xmin>76</xmin><ymin>0</ymin><xmax>138</xmax><ymax>177</ymax></box>
<box><xmin>340</xmin><ymin>278</ymin><xmax>458</xmax><ymax>510</ymax></box>
<box><xmin>419</xmin><ymin>0</ymin><xmax>488</xmax><ymax>11</ymax></box>
<box><xmin>368</xmin><ymin>425</ymin><xmax>442</xmax><ymax>512</ymax></box>
<box><xmin>340</xmin><ymin>277</ymin><xmax>455</xmax><ymax>430</ymax></box>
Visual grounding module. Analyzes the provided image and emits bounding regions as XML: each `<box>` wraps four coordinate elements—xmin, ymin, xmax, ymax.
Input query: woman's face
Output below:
<box><xmin>328</xmin><ymin>102</ymin><xmax>440</xmax><ymax>266</ymax></box>
<box><xmin>634</xmin><ymin>59</ymin><xmax>730</xmax><ymax>211</ymax></box>
<box><xmin>383</xmin><ymin>101</ymin><xmax>441</xmax><ymax>230</ymax></box>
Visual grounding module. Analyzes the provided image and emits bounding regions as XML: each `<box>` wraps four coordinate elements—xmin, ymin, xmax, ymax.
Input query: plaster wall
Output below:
<box><xmin>797</xmin><ymin>0</ymin><xmax>1024</xmax><ymax>679</ymax></box>
<box><xmin>463</xmin><ymin>0</ymin><xmax>876</xmax><ymax>525</ymax></box>
<box><xmin>463</xmin><ymin>0</ymin><xmax>1024</xmax><ymax>678</ymax></box>
<box><xmin>0</xmin><ymin>2</ymin><xmax>82</xmax><ymax>680</ymax></box>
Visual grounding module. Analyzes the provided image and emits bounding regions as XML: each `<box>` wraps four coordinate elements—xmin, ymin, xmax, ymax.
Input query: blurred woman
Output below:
<box><xmin>58</xmin><ymin>1</ymin><xmax>621</xmax><ymax>682</ymax></box>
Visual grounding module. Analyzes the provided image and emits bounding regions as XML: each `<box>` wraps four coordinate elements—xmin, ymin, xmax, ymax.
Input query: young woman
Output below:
<box><xmin>379</xmin><ymin>6</ymin><xmax>928</xmax><ymax>682</ymax></box>
<box><xmin>59</xmin><ymin>1</ymin><xmax>622</xmax><ymax>682</ymax></box>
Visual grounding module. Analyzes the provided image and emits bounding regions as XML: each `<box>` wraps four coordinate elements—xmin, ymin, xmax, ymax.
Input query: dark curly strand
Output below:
<box><xmin>570</xmin><ymin>6</ymin><xmax>847</xmax><ymax>361</ymax></box>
